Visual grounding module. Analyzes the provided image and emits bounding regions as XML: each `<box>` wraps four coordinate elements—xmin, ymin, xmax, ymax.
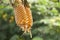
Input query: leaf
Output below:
<box><xmin>10</xmin><ymin>35</ymin><xmax>25</xmax><ymax>40</ymax></box>
<box><xmin>32</xmin><ymin>37</ymin><xmax>43</xmax><ymax>40</ymax></box>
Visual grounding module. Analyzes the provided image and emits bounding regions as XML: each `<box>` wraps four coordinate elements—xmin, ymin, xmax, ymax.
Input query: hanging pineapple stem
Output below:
<box><xmin>24</xmin><ymin>0</ymin><xmax>30</xmax><ymax>7</ymax></box>
<box><xmin>9</xmin><ymin>0</ymin><xmax>22</xmax><ymax>7</ymax></box>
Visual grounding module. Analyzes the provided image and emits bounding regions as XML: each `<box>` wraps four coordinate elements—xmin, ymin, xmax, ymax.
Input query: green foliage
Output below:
<box><xmin>32</xmin><ymin>37</ymin><xmax>43</xmax><ymax>40</ymax></box>
<box><xmin>10</xmin><ymin>35</ymin><xmax>25</xmax><ymax>40</ymax></box>
<box><xmin>0</xmin><ymin>0</ymin><xmax>60</xmax><ymax>40</ymax></box>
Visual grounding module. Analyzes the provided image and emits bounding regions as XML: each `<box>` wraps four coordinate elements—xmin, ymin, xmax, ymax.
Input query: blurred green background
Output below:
<box><xmin>0</xmin><ymin>0</ymin><xmax>60</xmax><ymax>40</ymax></box>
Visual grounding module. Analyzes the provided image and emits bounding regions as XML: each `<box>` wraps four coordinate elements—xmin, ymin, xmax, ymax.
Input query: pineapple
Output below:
<box><xmin>10</xmin><ymin>0</ymin><xmax>33</xmax><ymax>38</ymax></box>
